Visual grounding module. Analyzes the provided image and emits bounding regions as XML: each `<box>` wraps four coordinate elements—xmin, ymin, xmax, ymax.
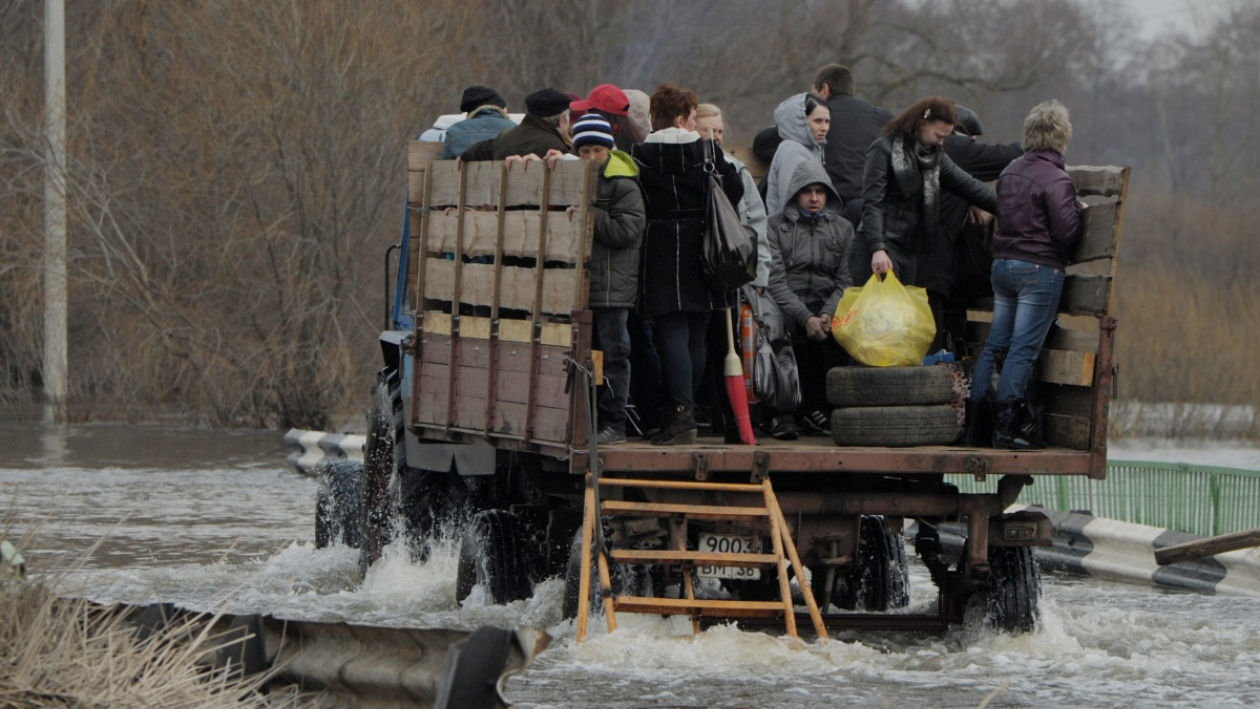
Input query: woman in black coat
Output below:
<box><xmin>631</xmin><ymin>83</ymin><xmax>744</xmax><ymax>445</ymax></box>
<box><xmin>856</xmin><ymin>97</ymin><xmax>998</xmax><ymax>292</ymax></box>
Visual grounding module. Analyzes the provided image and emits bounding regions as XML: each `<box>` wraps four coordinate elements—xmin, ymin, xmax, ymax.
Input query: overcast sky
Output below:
<box><xmin>1112</xmin><ymin>0</ymin><xmax>1235</xmax><ymax>41</ymax></box>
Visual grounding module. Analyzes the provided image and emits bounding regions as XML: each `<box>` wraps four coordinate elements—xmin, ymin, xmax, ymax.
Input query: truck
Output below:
<box><xmin>308</xmin><ymin>134</ymin><xmax>1129</xmax><ymax>640</ymax></box>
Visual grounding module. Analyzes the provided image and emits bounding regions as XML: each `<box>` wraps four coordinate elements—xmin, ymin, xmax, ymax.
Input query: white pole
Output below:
<box><xmin>43</xmin><ymin>0</ymin><xmax>68</xmax><ymax>423</ymax></box>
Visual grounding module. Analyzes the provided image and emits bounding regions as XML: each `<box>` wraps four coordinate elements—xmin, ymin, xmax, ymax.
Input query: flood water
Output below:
<box><xmin>4</xmin><ymin>420</ymin><xmax>1260</xmax><ymax>708</ymax></box>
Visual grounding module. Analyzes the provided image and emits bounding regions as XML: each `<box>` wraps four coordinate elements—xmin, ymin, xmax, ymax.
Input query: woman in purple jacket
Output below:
<box><xmin>966</xmin><ymin>101</ymin><xmax>1082</xmax><ymax>450</ymax></box>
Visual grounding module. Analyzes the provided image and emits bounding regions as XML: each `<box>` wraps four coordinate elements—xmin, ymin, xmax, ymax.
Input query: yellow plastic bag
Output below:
<box><xmin>831</xmin><ymin>271</ymin><xmax>936</xmax><ymax>367</ymax></box>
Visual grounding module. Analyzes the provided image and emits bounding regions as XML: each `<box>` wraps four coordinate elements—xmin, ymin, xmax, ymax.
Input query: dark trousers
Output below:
<box><xmin>592</xmin><ymin>307</ymin><xmax>631</xmax><ymax>432</ymax></box>
<box><xmin>627</xmin><ymin>312</ymin><xmax>664</xmax><ymax>431</ymax></box>
<box><xmin>653</xmin><ymin>311</ymin><xmax>712</xmax><ymax>408</ymax></box>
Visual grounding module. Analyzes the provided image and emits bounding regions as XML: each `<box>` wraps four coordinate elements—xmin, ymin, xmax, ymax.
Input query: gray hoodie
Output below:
<box><xmin>765</xmin><ymin>159</ymin><xmax>854</xmax><ymax>329</ymax></box>
<box><xmin>764</xmin><ymin>93</ymin><xmax>826</xmax><ymax>218</ymax></box>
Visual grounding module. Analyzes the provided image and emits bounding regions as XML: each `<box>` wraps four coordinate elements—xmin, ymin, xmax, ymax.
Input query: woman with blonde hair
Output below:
<box><xmin>965</xmin><ymin>100</ymin><xmax>1082</xmax><ymax>449</ymax></box>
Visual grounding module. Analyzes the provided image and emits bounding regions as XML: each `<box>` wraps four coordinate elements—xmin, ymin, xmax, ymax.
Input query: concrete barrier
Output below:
<box><xmin>285</xmin><ymin>428</ymin><xmax>366</xmax><ymax>475</ymax></box>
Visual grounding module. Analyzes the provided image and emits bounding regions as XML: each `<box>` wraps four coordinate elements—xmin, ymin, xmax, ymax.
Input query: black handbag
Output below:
<box><xmin>742</xmin><ymin>286</ymin><xmax>801</xmax><ymax>411</ymax></box>
<box><xmin>700</xmin><ymin>140</ymin><xmax>758</xmax><ymax>292</ymax></box>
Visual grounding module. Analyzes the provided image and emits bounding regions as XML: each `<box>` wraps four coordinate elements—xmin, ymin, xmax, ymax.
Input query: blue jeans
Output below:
<box><xmin>593</xmin><ymin>308</ymin><xmax>632</xmax><ymax>432</ymax></box>
<box><xmin>969</xmin><ymin>259</ymin><xmax>1065</xmax><ymax>403</ymax></box>
<box><xmin>654</xmin><ymin>311</ymin><xmax>712</xmax><ymax>408</ymax></box>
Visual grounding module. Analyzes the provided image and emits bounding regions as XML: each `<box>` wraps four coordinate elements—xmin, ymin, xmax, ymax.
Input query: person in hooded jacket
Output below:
<box><xmin>764</xmin><ymin>159</ymin><xmax>854</xmax><ymax>437</ymax></box>
<box><xmin>441</xmin><ymin>86</ymin><xmax>516</xmax><ymax>160</ymax></box>
<box><xmin>564</xmin><ymin>115</ymin><xmax>647</xmax><ymax>445</ymax></box>
<box><xmin>631</xmin><ymin>83</ymin><xmax>744</xmax><ymax>446</ymax></box>
<box><xmin>966</xmin><ymin>100</ymin><xmax>1082</xmax><ymax>451</ymax></box>
<box><xmin>764</xmin><ymin>93</ymin><xmax>831</xmax><ymax>218</ymax></box>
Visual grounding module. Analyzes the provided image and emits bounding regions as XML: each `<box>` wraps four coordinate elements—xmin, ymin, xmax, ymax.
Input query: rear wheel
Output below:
<box><xmin>359</xmin><ymin>370</ymin><xmax>404</xmax><ymax>578</ymax></box>
<box><xmin>314</xmin><ymin>460</ymin><xmax>364</xmax><ymax>549</ymax></box>
<box><xmin>399</xmin><ymin>468</ymin><xmax>469</xmax><ymax>562</ymax></box>
<box><xmin>561</xmin><ymin>527</ymin><xmax>655</xmax><ymax>620</ymax></box>
<box><xmin>456</xmin><ymin>509</ymin><xmax>536</xmax><ymax>605</ymax></box>
<box><xmin>830</xmin><ymin>516</ymin><xmax>910</xmax><ymax>611</ymax></box>
<box><xmin>983</xmin><ymin>545</ymin><xmax>1041</xmax><ymax>633</ymax></box>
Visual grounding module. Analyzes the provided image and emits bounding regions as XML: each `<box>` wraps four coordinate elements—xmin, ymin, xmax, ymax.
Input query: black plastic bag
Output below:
<box><xmin>701</xmin><ymin>141</ymin><xmax>758</xmax><ymax>292</ymax></box>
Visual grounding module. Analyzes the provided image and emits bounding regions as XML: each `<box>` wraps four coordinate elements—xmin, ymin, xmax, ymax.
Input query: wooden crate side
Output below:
<box><xmin>1058</xmin><ymin>274</ymin><xmax>1111</xmax><ymax>317</ymax></box>
<box><xmin>1067</xmin><ymin>165</ymin><xmax>1127</xmax><ymax>198</ymax></box>
<box><xmin>1072</xmin><ymin>196</ymin><xmax>1121</xmax><ymax>264</ymax></box>
<box><xmin>426</xmin><ymin>210</ymin><xmax>582</xmax><ymax>262</ymax></box>
<box><xmin>1045</xmin><ymin>413</ymin><xmax>1092</xmax><ymax>450</ymax></box>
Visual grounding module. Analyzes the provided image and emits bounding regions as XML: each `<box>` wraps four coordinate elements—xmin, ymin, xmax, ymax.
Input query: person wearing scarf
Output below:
<box><xmin>854</xmin><ymin>98</ymin><xmax>998</xmax><ymax>307</ymax></box>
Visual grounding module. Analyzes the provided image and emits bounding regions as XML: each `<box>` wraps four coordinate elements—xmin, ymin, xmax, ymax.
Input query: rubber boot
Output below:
<box><xmin>651</xmin><ymin>405</ymin><xmax>697</xmax><ymax>446</ymax></box>
<box><xmin>962</xmin><ymin>398</ymin><xmax>993</xmax><ymax>447</ymax></box>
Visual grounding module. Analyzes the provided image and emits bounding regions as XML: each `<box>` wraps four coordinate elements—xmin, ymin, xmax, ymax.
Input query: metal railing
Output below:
<box><xmin>948</xmin><ymin>460</ymin><xmax>1260</xmax><ymax>537</ymax></box>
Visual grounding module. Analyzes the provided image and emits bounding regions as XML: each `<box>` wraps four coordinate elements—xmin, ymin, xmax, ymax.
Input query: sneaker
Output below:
<box><xmin>800</xmin><ymin>409</ymin><xmax>831</xmax><ymax>435</ymax></box>
<box><xmin>596</xmin><ymin>426</ymin><xmax>626</xmax><ymax>445</ymax></box>
<box><xmin>765</xmin><ymin>415</ymin><xmax>799</xmax><ymax>441</ymax></box>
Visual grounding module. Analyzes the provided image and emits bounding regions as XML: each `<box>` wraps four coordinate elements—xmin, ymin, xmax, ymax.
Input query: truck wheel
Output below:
<box><xmin>826</xmin><ymin>365</ymin><xmax>958</xmax><ymax>407</ymax></box>
<box><xmin>314</xmin><ymin>460</ymin><xmax>364</xmax><ymax>549</ymax></box>
<box><xmin>561</xmin><ymin>528</ymin><xmax>653</xmax><ymax>620</ymax></box>
<box><xmin>399</xmin><ymin>468</ymin><xmax>469</xmax><ymax>562</ymax></box>
<box><xmin>983</xmin><ymin>545</ymin><xmax>1041</xmax><ymax>633</ymax></box>
<box><xmin>830</xmin><ymin>405</ymin><xmax>960</xmax><ymax>447</ymax></box>
<box><xmin>359</xmin><ymin>370</ymin><xmax>405</xmax><ymax>578</ymax></box>
<box><xmin>830</xmin><ymin>516</ymin><xmax>910</xmax><ymax>612</ymax></box>
<box><xmin>456</xmin><ymin>509</ymin><xmax>535</xmax><ymax>605</ymax></box>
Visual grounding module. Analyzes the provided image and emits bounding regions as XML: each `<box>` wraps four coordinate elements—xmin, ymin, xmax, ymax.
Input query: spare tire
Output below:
<box><xmin>830</xmin><ymin>405</ymin><xmax>960</xmax><ymax>447</ymax></box>
<box><xmin>826</xmin><ymin>365</ymin><xmax>958</xmax><ymax>407</ymax></box>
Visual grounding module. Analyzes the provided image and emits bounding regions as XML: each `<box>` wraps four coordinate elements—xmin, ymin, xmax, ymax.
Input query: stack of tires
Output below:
<box><xmin>825</xmin><ymin>365</ymin><xmax>963</xmax><ymax>446</ymax></box>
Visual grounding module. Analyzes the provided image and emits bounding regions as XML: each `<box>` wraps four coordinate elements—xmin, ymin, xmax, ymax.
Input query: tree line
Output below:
<box><xmin>1</xmin><ymin>0</ymin><xmax>1257</xmax><ymax>432</ymax></box>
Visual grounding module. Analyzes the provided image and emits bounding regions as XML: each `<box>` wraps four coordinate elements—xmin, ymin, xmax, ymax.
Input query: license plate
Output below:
<box><xmin>697</xmin><ymin>533</ymin><xmax>761</xmax><ymax>580</ymax></box>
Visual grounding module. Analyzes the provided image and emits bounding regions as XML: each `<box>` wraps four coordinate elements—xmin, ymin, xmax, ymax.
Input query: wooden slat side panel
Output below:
<box><xmin>1072</xmin><ymin>196</ymin><xmax>1120</xmax><ymax>264</ymax></box>
<box><xmin>1035</xmin><ymin>349</ymin><xmax>1096</xmax><ymax>387</ymax></box>
<box><xmin>1045</xmin><ymin>413</ymin><xmax>1091</xmax><ymax>450</ymax></box>
<box><xmin>1067</xmin><ymin>165</ymin><xmax>1126</xmax><ymax>198</ymax></box>
<box><xmin>422</xmin><ymin>260</ymin><xmax>578</xmax><ymax>315</ymax></box>
<box><xmin>453</xmin><ymin>397</ymin><xmax>569</xmax><ymax>441</ymax></box>
<box><xmin>430</xmin><ymin>161</ymin><xmax>497</xmax><ymax>207</ymax></box>
<box><xmin>1058</xmin><ymin>274</ymin><xmax>1111</xmax><ymax>317</ymax></box>
<box><xmin>408</xmin><ymin>140</ymin><xmax>442</xmax><ymax>172</ymax></box>
<box><xmin>1042</xmin><ymin>384</ymin><xmax>1093</xmax><ymax>417</ymax></box>
<box><xmin>422</xmin><ymin>313</ymin><xmax>573</xmax><ymax>346</ymax></box>
<box><xmin>965</xmin><ymin>322</ymin><xmax>1099</xmax><ymax>355</ymax></box>
<box><xmin>427</xmin><ymin>161</ymin><xmax>589</xmax><ymax>208</ymax></box>
<box><xmin>426</xmin><ymin>211</ymin><xmax>581</xmax><ymax>261</ymax></box>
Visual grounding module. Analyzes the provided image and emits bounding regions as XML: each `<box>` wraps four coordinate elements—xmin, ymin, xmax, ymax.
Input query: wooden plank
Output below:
<box><xmin>1035</xmin><ymin>349</ymin><xmax>1095</xmax><ymax>387</ymax></box>
<box><xmin>1156</xmin><ymin>528</ymin><xmax>1260</xmax><ymax>565</ymax></box>
<box><xmin>1044</xmin><ymin>412</ymin><xmax>1091</xmax><ymax>450</ymax></box>
<box><xmin>504</xmin><ymin>160</ymin><xmax>587</xmax><ymax>207</ymax></box>
<box><xmin>1042</xmin><ymin>384</ymin><xmax>1094</xmax><ymax>417</ymax></box>
<box><xmin>422</xmin><ymin>313</ymin><xmax>572</xmax><ymax>347</ymax></box>
<box><xmin>426</xmin><ymin>210</ymin><xmax>582</xmax><ymax>261</ymax></box>
<box><xmin>419</xmin><ymin>335</ymin><xmax>452</xmax><ymax>365</ymax></box>
<box><xmin>600</xmin><ymin>500</ymin><xmax>770</xmax><ymax>522</ymax></box>
<box><xmin>613</xmin><ymin>596</ymin><xmax>784</xmax><ymax>617</ymax></box>
<box><xmin>1059</xmin><ymin>274</ymin><xmax>1111</xmax><ymax>316</ymax></box>
<box><xmin>608</xmin><ymin>549</ymin><xmax>778</xmax><ymax>567</ymax></box>
<box><xmin>1071</xmin><ymin>196</ymin><xmax>1120</xmax><ymax>264</ymax></box>
<box><xmin>495</xmin><ymin>370</ymin><xmax>569</xmax><ymax>409</ymax></box>
<box><xmin>1067</xmin><ymin>165</ymin><xmax>1127</xmax><ymax>198</ymax></box>
<box><xmin>422</xmin><ymin>260</ymin><xmax>579</xmax><ymax>315</ymax></box>
<box><xmin>408</xmin><ymin>140</ymin><xmax>443</xmax><ymax>172</ymax></box>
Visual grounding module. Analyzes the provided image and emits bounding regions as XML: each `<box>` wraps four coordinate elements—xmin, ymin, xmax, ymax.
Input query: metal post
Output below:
<box><xmin>43</xmin><ymin>0</ymin><xmax>68</xmax><ymax>422</ymax></box>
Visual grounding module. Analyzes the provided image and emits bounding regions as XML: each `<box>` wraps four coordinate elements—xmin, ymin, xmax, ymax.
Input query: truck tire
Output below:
<box><xmin>359</xmin><ymin>370</ymin><xmax>405</xmax><ymax>578</ymax></box>
<box><xmin>399</xmin><ymin>468</ymin><xmax>469</xmax><ymax>562</ymax></box>
<box><xmin>456</xmin><ymin>509</ymin><xmax>535</xmax><ymax>605</ymax></box>
<box><xmin>561</xmin><ymin>527</ymin><xmax>653</xmax><ymax>621</ymax></box>
<box><xmin>315</xmin><ymin>459</ymin><xmax>364</xmax><ymax>549</ymax></box>
<box><xmin>830</xmin><ymin>405</ymin><xmax>960</xmax><ymax>447</ymax></box>
<box><xmin>984</xmin><ymin>545</ymin><xmax>1041</xmax><ymax>633</ymax></box>
<box><xmin>828</xmin><ymin>516</ymin><xmax>910</xmax><ymax>612</ymax></box>
<box><xmin>826</xmin><ymin>366</ymin><xmax>957</xmax><ymax>407</ymax></box>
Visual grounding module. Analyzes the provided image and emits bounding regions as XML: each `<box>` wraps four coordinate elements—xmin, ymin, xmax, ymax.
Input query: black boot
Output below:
<box><xmin>651</xmin><ymin>405</ymin><xmax>697</xmax><ymax>446</ymax></box>
<box><xmin>993</xmin><ymin>400</ymin><xmax>1045</xmax><ymax>450</ymax></box>
<box><xmin>1015</xmin><ymin>399</ymin><xmax>1047</xmax><ymax>450</ymax></box>
<box><xmin>962</xmin><ymin>398</ymin><xmax>993</xmax><ymax>447</ymax></box>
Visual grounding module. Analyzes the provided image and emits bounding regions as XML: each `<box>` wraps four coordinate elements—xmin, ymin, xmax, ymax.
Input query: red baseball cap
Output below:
<box><xmin>570</xmin><ymin>84</ymin><xmax>630</xmax><ymax>116</ymax></box>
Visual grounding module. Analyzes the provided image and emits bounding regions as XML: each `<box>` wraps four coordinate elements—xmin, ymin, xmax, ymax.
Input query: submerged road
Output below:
<box><xmin>5</xmin><ymin>422</ymin><xmax>1260</xmax><ymax>708</ymax></box>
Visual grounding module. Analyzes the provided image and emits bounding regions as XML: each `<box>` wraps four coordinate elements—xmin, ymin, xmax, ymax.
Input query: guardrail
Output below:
<box><xmin>950</xmin><ymin>460</ymin><xmax>1260</xmax><ymax>537</ymax></box>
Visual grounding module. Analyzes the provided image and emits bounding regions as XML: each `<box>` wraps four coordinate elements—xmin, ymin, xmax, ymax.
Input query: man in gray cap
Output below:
<box><xmin>461</xmin><ymin>88</ymin><xmax>572</xmax><ymax>162</ymax></box>
<box><xmin>441</xmin><ymin>86</ymin><xmax>515</xmax><ymax>159</ymax></box>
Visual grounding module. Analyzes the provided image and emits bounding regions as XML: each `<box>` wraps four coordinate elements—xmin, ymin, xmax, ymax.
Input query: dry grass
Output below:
<box><xmin>0</xmin><ymin>530</ymin><xmax>311</xmax><ymax>709</ymax></box>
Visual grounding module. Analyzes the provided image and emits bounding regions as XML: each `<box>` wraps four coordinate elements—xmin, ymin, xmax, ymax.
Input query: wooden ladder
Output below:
<box><xmin>575</xmin><ymin>474</ymin><xmax>828</xmax><ymax>642</ymax></box>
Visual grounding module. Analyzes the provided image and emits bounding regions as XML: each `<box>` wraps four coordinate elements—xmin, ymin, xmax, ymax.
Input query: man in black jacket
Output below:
<box><xmin>753</xmin><ymin>65</ymin><xmax>893</xmax><ymax>226</ymax></box>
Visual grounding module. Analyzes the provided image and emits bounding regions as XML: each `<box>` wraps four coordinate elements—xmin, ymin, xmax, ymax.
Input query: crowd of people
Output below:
<box><xmin>432</xmin><ymin>64</ymin><xmax>1082</xmax><ymax>450</ymax></box>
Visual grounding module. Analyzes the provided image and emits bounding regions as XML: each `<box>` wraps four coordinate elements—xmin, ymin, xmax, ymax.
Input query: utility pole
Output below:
<box><xmin>43</xmin><ymin>0</ymin><xmax>67</xmax><ymax>423</ymax></box>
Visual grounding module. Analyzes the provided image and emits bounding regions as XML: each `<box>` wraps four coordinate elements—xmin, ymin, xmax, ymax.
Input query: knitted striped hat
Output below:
<box><xmin>571</xmin><ymin>114</ymin><xmax>615</xmax><ymax>149</ymax></box>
